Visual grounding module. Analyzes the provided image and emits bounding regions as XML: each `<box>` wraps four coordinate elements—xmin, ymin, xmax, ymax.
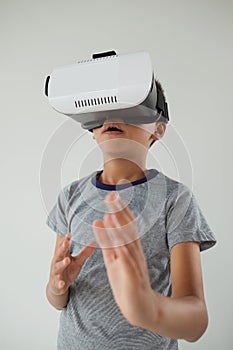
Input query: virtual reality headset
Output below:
<box><xmin>44</xmin><ymin>50</ymin><xmax>169</xmax><ymax>131</ymax></box>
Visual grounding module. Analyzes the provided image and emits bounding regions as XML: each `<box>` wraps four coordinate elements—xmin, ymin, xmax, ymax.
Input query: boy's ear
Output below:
<box><xmin>151</xmin><ymin>122</ymin><xmax>166</xmax><ymax>141</ymax></box>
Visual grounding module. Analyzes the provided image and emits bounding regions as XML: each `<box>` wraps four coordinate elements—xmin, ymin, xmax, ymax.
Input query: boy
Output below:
<box><xmin>46</xmin><ymin>80</ymin><xmax>216</xmax><ymax>349</ymax></box>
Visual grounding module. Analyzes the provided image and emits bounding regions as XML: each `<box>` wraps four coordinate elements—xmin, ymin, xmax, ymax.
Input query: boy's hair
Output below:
<box><xmin>149</xmin><ymin>79</ymin><xmax>166</xmax><ymax>148</ymax></box>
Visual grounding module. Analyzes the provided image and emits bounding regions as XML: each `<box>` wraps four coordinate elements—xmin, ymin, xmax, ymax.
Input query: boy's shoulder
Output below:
<box><xmin>61</xmin><ymin>171</ymin><xmax>95</xmax><ymax>201</ymax></box>
<box><xmin>153</xmin><ymin>170</ymin><xmax>192</xmax><ymax>198</ymax></box>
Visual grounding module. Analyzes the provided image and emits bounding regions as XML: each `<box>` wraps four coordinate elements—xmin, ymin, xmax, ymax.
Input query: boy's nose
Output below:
<box><xmin>103</xmin><ymin>117</ymin><xmax>124</xmax><ymax>125</ymax></box>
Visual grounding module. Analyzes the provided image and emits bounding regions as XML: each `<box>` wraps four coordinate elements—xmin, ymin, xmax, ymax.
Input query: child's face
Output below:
<box><xmin>92</xmin><ymin>119</ymin><xmax>166</xmax><ymax>150</ymax></box>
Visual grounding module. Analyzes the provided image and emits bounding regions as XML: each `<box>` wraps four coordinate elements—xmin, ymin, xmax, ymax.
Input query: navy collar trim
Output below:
<box><xmin>91</xmin><ymin>168</ymin><xmax>159</xmax><ymax>190</ymax></box>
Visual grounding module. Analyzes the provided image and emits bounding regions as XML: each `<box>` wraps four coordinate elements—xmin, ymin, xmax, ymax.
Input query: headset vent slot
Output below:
<box><xmin>74</xmin><ymin>96</ymin><xmax>118</xmax><ymax>108</ymax></box>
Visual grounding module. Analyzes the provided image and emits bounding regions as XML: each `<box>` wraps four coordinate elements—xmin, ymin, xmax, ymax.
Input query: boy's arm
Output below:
<box><xmin>147</xmin><ymin>241</ymin><xmax>208</xmax><ymax>342</ymax></box>
<box><xmin>93</xmin><ymin>192</ymin><xmax>209</xmax><ymax>342</ymax></box>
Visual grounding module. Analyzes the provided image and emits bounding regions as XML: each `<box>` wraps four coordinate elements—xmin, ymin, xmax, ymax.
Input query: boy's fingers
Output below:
<box><xmin>104</xmin><ymin>213</ymin><xmax>142</xmax><ymax>261</ymax></box>
<box><xmin>58</xmin><ymin>280</ymin><xmax>65</xmax><ymax>290</ymax></box>
<box><xmin>54</xmin><ymin>274</ymin><xmax>66</xmax><ymax>291</ymax></box>
<box><xmin>55</xmin><ymin>234</ymin><xmax>71</xmax><ymax>262</ymax></box>
<box><xmin>104</xmin><ymin>192</ymin><xmax>141</xmax><ymax>248</ymax></box>
<box><xmin>104</xmin><ymin>214</ymin><xmax>148</xmax><ymax>279</ymax></box>
<box><xmin>105</xmin><ymin>191</ymin><xmax>134</xmax><ymax>220</ymax></box>
<box><xmin>53</xmin><ymin>257</ymin><xmax>71</xmax><ymax>275</ymax></box>
<box><xmin>72</xmin><ymin>241</ymin><xmax>97</xmax><ymax>268</ymax></box>
<box><xmin>105</xmin><ymin>192</ymin><xmax>139</xmax><ymax>240</ymax></box>
<box><xmin>52</xmin><ymin>242</ymin><xmax>97</xmax><ymax>291</ymax></box>
<box><xmin>48</xmin><ymin>274</ymin><xmax>64</xmax><ymax>294</ymax></box>
<box><xmin>103</xmin><ymin>213</ymin><xmax>128</xmax><ymax>247</ymax></box>
<box><xmin>92</xmin><ymin>219</ymin><xmax>117</xmax><ymax>263</ymax></box>
<box><xmin>92</xmin><ymin>220</ymin><xmax>113</xmax><ymax>249</ymax></box>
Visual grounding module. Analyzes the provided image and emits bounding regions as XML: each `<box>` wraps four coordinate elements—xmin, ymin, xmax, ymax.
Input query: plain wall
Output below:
<box><xmin>1</xmin><ymin>0</ymin><xmax>232</xmax><ymax>349</ymax></box>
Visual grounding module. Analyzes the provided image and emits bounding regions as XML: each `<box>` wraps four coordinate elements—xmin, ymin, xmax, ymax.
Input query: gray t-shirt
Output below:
<box><xmin>46</xmin><ymin>169</ymin><xmax>216</xmax><ymax>350</ymax></box>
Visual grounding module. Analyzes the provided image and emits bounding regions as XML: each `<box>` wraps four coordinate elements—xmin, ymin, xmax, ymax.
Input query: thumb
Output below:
<box><xmin>73</xmin><ymin>241</ymin><xmax>97</xmax><ymax>268</ymax></box>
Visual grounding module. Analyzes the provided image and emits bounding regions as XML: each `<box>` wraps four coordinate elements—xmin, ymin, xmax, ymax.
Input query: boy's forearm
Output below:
<box><xmin>46</xmin><ymin>282</ymin><xmax>69</xmax><ymax>310</ymax></box>
<box><xmin>140</xmin><ymin>291</ymin><xmax>208</xmax><ymax>342</ymax></box>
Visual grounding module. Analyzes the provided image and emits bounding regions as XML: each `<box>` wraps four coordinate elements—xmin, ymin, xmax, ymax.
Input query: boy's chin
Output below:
<box><xmin>99</xmin><ymin>138</ymin><xmax>148</xmax><ymax>161</ymax></box>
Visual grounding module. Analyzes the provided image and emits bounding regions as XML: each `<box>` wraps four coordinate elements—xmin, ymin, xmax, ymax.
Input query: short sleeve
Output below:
<box><xmin>46</xmin><ymin>185</ymin><xmax>70</xmax><ymax>237</ymax></box>
<box><xmin>166</xmin><ymin>184</ymin><xmax>217</xmax><ymax>252</ymax></box>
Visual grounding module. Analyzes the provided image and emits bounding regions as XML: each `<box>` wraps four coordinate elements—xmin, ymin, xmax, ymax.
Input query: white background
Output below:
<box><xmin>1</xmin><ymin>0</ymin><xmax>232</xmax><ymax>349</ymax></box>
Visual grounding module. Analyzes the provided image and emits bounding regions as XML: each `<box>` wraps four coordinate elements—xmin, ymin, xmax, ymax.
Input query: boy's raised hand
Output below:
<box><xmin>48</xmin><ymin>233</ymin><xmax>96</xmax><ymax>296</ymax></box>
<box><xmin>92</xmin><ymin>191</ymin><xmax>156</xmax><ymax>329</ymax></box>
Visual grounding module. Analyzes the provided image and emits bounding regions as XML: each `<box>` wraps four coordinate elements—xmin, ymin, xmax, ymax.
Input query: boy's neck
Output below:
<box><xmin>97</xmin><ymin>159</ymin><xmax>148</xmax><ymax>185</ymax></box>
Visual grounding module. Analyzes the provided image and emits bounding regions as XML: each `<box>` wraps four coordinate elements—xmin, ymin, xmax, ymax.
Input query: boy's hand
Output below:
<box><xmin>92</xmin><ymin>192</ymin><xmax>155</xmax><ymax>328</ymax></box>
<box><xmin>48</xmin><ymin>233</ymin><xmax>96</xmax><ymax>296</ymax></box>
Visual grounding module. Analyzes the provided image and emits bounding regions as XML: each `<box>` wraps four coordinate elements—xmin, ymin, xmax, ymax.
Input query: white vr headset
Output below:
<box><xmin>44</xmin><ymin>50</ymin><xmax>169</xmax><ymax>131</ymax></box>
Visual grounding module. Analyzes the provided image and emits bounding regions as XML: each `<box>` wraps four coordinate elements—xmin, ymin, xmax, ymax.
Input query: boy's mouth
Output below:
<box><xmin>103</xmin><ymin>123</ymin><xmax>123</xmax><ymax>134</ymax></box>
